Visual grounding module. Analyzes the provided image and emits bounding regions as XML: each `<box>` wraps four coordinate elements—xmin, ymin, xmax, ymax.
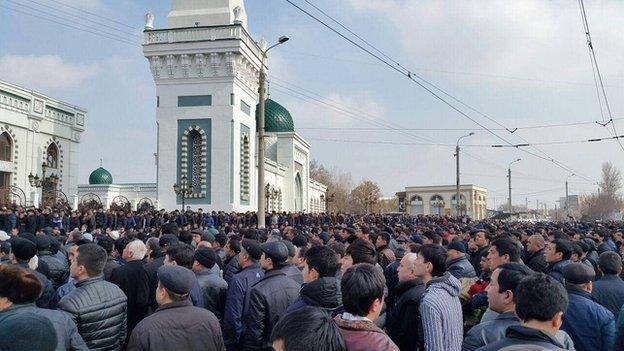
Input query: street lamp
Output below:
<box><xmin>565</xmin><ymin>173</ymin><xmax>575</xmax><ymax>219</ymax></box>
<box><xmin>507</xmin><ymin>158</ymin><xmax>521</xmax><ymax>213</ymax></box>
<box><xmin>455</xmin><ymin>132</ymin><xmax>475</xmax><ymax>217</ymax></box>
<box><xmin>29</xmin><ymin>162</ymin><xmax>60</xmax><ymax>206</ymax></box>
<box><xmin>258</xmin><ymin>35</ymin><xmax>289</xmax><ymax>228</ymax></box>
<box><xmin>173</xmin><ymin>175</ymin><xmax>193</xmax><ymax>212</ymax></box>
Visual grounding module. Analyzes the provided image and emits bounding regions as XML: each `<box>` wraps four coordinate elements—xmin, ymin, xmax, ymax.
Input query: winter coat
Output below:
<box><xmin>477</xmin><ymin>325</ymin><xmax>567</xmax><ymax>351</ymax></box>
<box><xmin>2</xmin><ymin>303</ymin><xmax>88</xmax><ymax>351</ymax></box>
<box><xmin>377</xmin><ymin>246</ymin><xmax>396</xmax><ymax>270</ymax></box>
<box><xmin>543</xmin><ymin>259</ymin><xmax>571</xmax><ymax>284</ymax></box>
<box><xmin>334</xmin><ymin>315</ymin><xmax>399</xmax><ymax>351</ymax></box>
<box><xmin>469</xmin><ymin>246</ymin><xmax>489</xmax><ymax>277</ymax></box>
<box><xmin>561</xmin><ymin>286</ymin><xmax>616</xmax><ymax>351</ymax></box>
<box><xmin>286</xmin><ymin>276</ymin><xmax>342</xmax><ymax>314</ymax></box>
<box><xmin>447</xmin><ymin>255</ymin><xmax>477</xmax><ymax>279</ymax></box>
<box><xmin>463</xmin><ymin>311</ymin><xmax>518</xmax><ymax>351</ymax></box>
<box><xmin>195</xmin><ymin>268</ymin><xmax>228</xmax><ymax>321</ymax></box>
<box><xmin>103</xmin><ymin>255</ymin><xmax>121</xmax><ymax>281</ymax></box>
<box><xmin>143</xmin><ymin>255</ymin><xmax>165</xmax><ymax>311</ymax></box>
<box><xmin>58</xmin><ymin>276</ymin><xmax>128</xmax><ymax>351</ymax></box>
<box><xmin>223</xmin><ymin>254</ymin><xmax>240</xmax><ymax>284</ymax></box>
<box><xmin>280</xmin><ymin>263</ymin><xmax>303</xmax><ymax>285</ymax></box>
<box><xmin>127</xmin><ymin>300</ymin><xmax>225</xmax><ymax>351</ymax></box>
<box><xmin>223</xmin><ymin>263</ymin><xmax>264</xmax><ymax>350</ymax></box>
<box><xmin>591</xmin><ymin>274</ymin><xmax>624</xmax><ymax>317</ymax></box>
<box><xmin>421</xmin><ymin>272</ymin><xmax>463</xmax><ymax>351</ymax></box>
<box><xmin>15</xmin><ymin>262</ymin><xmax>54</xmax><ymax>309</ymax></box>
<box><xmin>38</xmin><ymin>251</ymin><xmax>68</xmax><ymax>289</ymax></box>
<box><xmin>384</xmin><ymin>259</ymin><xmax>400</xmax><ymax>314</ymax></box>
<box><xmin>240</xmin><ymin>268</ymin><xmax>301</xmax><ymax>350</ymax></box>
<box><xmin>524</xmin><ymin>248</ymin><xmax>548</xmax><ymax>272</ymax></box>
<box><xmin>386</xmin><ymin>278</ymin><xmax>425</xmax><ymax>351</ymax></box>
<box><xmin>109</xmin><ymin>260</ymin><xmax>151</xmax><ymax>336</ymax></box>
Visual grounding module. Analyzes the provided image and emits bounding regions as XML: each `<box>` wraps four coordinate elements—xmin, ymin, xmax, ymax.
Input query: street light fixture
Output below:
<box><xmin>257</xmin><ymin>35</ymin><xmax>290</xmax><ymax>228</ymax></box>
<box><xmin>173</xmin><ymin>175</ymin><xmax>193</xmax><ymax>212</ymax></box>
<box><xmin>28</xmin><ymin>162</ymin><xmax>59</xmax><ymax>207</ymax></box>
<box><xmin>507</xmin><ymin>158</ymin><xmax>521</xmax><ymax>213</ymax></box>
<box><xmin>455</xmin><ymin>132</ymin><xmax>475</xmax><ymax>217</ymax></box>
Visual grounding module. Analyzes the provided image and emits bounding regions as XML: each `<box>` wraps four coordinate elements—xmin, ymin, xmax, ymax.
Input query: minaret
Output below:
<box><xmin>143</xmin><ymin>0</ymin><xmax>261</xmax><ymax>211</ymax></box>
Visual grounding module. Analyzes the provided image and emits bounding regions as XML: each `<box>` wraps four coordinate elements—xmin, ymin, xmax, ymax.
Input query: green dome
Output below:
<box><xmin>89</xmin><ymin>167</ymin><xmax>113</xmax><ymax>185</ymax></box>
<box><xmin>256</xmin><ymin>99</ymin><xmax>294</xmax><ymax>133</ymax></box>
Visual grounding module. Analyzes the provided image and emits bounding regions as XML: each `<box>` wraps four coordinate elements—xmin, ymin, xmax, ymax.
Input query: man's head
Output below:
<box><xmin>9</xmin><ymin>237</ymin><xmax>36</xmax><ymax>263</ymax></box>
<box><xmin>474</xmin><ymin>231</ymin><xmax>491</xmax><ymax>248</ymax></box>
<box><xmin>397</xmin><ymin>253</ymin><xmax>419</xmax><ymax>282</ymax></box>
<box><xmin>302</xmin><ymin>246</ymin><xmax>339</xmax><ymax>283</ymax></box>
<box><xmin>486</xmin><ymin>263</ymin><xmax>533</xmax><ymax>314</ymax></box>
<box><xmin>0</xmin><ymin>264</ymin><xmax>42</xmax><ymax>310</ymax></box>
<box><xmin>70</xmin><ymin>243</ymin><xmax>107</xmax><ymax>281</ymax></box>
<box><xmin>239</xmin><ymin>239</ymin><xmax>263</xmax><ymax>268</ymax></box>
<box><xmin>563</xmin><ymin>263</ymin><xmax>596</xmax><ymax>293</ymax></box>
<box><xmin>271</xmin><ymin>306</ymin><xmax>346</xmax><ymax>351</ymax></box>
<box><xmin>526</xmin><ymin>234</ymin><xmax>545</xmax><ymax>254</ymax></box>
<box><xmin>260</xmin><ymin>241</ymin><xmax>289</xmax><ymax>270</ymax></box>
<box><xmin>413</xmin><ymin>244</ymin><xmax>447</xmax><ymax>281</ymax></box>
<box><xmin>375</xmin><ymin>232</ymin><xmax>391</xmax><ymax>249</ymax></box>
<box><xmin>341</xmin><ymin>239</ymin><xmax>376</xmax><ymax>273</ymax></box>
<box><xmin>487</xmin><ymin>238</ymin><xmax>521</xmax><ymax>270</ymax></box>
<box><xmin>422</xmin><ymin>231</ymin><xmax>442</xmax><ymax>245</ymax></box>
<box><xmin>341</xmin><ymin>263</ymin><xmax>385</xmax><ymax>319</ymax></box>
<box><xmin>515</xmin><ymin>273</ymin><xmax>568</xmax><ymax>332</ymax></box>
<box><xmin>544</xmin><ymin>240</ymin><xmax>573</xmax><ymax>263</ymax></box>
<box><xmin>122</xmin><ymin>240</ymin><xmax>147</xmax><ymax>262</ymax></box>
<box><xmin>598</xmin><ymin>251</ymin><xmax>622</xmax><ymax>276</ymax></box>
<box><xmin>446</xmin><ymin>241</ymin><xmax>466</xmax><ymax>260</ymax></box>
<box><xmin>164</xmin><ymin>244</ymin><xmax>195</xmax><ymax>269</ymax></box>
<box><xmin>192</xmin><ymin>248</ymin><xmax>218</xmax><ymax>272</ymax></box>
<box><xmin>156</xmin><ymin>265</ymin><xmax>195</xmax><ymax>306</ymax></box>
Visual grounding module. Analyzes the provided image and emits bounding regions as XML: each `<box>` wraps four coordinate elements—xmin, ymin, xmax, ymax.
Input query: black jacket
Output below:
<box><xmin>591</xmin><ymin>274</ymin><xmax>624</xmax><ymax>317</ymax></box>
<box><xmin>38</xmin><ymin>251</ymin><xmax>68</xmax><ymax>289</ymax></box>
<box><xmin>58</xmin><ymin>276</ymin><xmax>128</xmax><ymax>351</ymax></box>
<box><xmin>384</xmin><ymin>259</ymin><xmax>400</xmax><ymax>313</ymax></box>
<box><xmin>386</xmin><ymin>278</ymin><xmax>425</xmax><ymax>351</ymax></box>
<box><xmin>143</xmin><ymin>255</ymin><xmax>165</xmax><ymax>312</ymax></box>
<box><xmin>223</xmin><ymin>254</ymin><xmax>240</xmax><ymax>284</ymax></box>
<box><xmin>240</xmin><ymin>268</ymin><xmax>301</xmax><ymax>350</ymax></box>
<box><xmin>280</xmin><ymin>263</ymin><xmax>303</xmax><ymax>285</ymax></box>
<box><xmin>524</xmin><ymin>248</ymin><xmax>548</xmax><ymax>272</ymax></box>
<box><xmin>195</xmin><ymin>268</ymin><xmax>228</xmax><ymax>321</ymax></box>
<box><xmin>286</xmin><ymin>276</ymin><xmax>342</xmax><ymax>314</ymax></box>
<box><xmin>15</xmin><ymin>262</ymin><xmax>54</xmax><ymax>309</ymax></box>
<box><xmin>476</xmin><ymin>325</ymin><xmax>566</xmax><ymax>351</ymax></box>
<box><xmin>109</xmin><ymin>260</ymin><xmax>150</xmax><ymax>336</ymax></box>
<box><xmin>127</xmin><ymin>300</ymin><xmax>225</xmax><ymax>351</ymax></box>
<box><xmin>469</xmin><ymin>246</ymin><xmax>489</xmax><ymax>277</ymax></box>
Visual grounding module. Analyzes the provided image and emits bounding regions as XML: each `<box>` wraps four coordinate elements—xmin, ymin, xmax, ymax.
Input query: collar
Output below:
<box><xmin>600</xmin><ymin>274</ymin><xmax>622</xmax><ymax>281</ymax></box>
<box><xmin>341</xmin><ymin>312</ymin><xmax>371</xmax><ymax>323</ymax></box>
<box><xmin>75</xmin><ymin>275</ymin><xmax>104</xmax><ymax>287</ymax></box>
<box><xmin>396</xmin><ymin>278</ymin><xmax>424</xmax><ymax>294</ymax></box>
<box><xmin>3</xmin><ymin>303</ymin><xmax>36</xmax><ymax>313</ymax></box>
<box><xmin>155</xmin><ymin>299</ymin><xmax>192</xmax><ymax>312</ymax></box>
<box><xmin>497</xmin><ymin>311</ymin><xmax>519</xmax><ymax>321</ymax></box>
<box><xmin>566</xmin><ymin>285</ymin><xmax>592</xmax><ymax>299</ymax></box>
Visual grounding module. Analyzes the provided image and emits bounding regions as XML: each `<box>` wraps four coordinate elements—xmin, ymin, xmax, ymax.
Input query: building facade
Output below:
<box><xmin>77</xmin><ymin>167</ymin><xmax>157</xmax><ymax>211</ymax></box>
<box><xmin>396</xmin><ymin>184</ymin><xmax>488</xmax><ymax>220</ymax></box>
<box><xmin>0</xmin><ymin>80</ymin><xmax>85</xmax><ymax>207</ymax></box>
<box><xmin>142</xmin><ymin>0</ymin><xmax>326</xmax><ymax>212</ymax></box>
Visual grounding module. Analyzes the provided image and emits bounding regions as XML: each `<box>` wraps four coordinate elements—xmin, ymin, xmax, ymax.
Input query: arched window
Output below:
<box><xmin>46</xmin><ymin>143</ymin><xmax>59</xmax><ymax>169</ymax></box>
<box><xmin>188</xmin><ymin>130</ymin><xmax>202</xmax><ymax>194</ymax></box>
<box><xmin>410</xmin><ymin>195</ymin><xmax>423</xmax><ymax>215</ymax></box>
<box><xmin>0</xmin><ymin>133</ymin><xmax>11</xmax><ymax>162</ymax></box>
<box><xmin>430</xmin><ymin>195</ymin><xmax>445</xmax><ymax>216</ymax></box>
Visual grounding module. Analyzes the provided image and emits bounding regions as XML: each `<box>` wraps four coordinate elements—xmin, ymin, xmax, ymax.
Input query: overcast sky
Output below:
<box><xmin>1</xmin><ymin>0</ymin><xmax>623</xmax><ymax>209</ymax></box>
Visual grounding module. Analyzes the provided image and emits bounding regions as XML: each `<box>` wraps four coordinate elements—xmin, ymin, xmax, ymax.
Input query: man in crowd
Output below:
<box><xmin>109</xmin><ymin>239</ymin><xmax>150</xmax><ymax>339</ymax></box>
<box><xmin>477</xmin><ymin>273</ymin><xmax>569</xmax><ymax>350</ymax></box>
<box><xmin>340</xmin><ymin>238</ymin><xmax>377</xmax><ymax>273</ymax></box>
<box><xmin>592</xmin><ymin>251</ymin><xmax>624</xmax><ymax>317</ymax></box>
<box><xmin>271</xmin><ymin>307</ymin><xmax>346</xmax><ymax>351</ymax></box>
<box><xmin>333</xmin><ymin>263</ymin><xmax>399</xmax><ymax>351</ymax></box>
<box><xmin>58</xmin><ymin>243</ymin><xmax>128</xmax><ymax>350</ymax></box>
<box><xmin>416</xmin><ymin>244</ymin><xmax>463</xmax><ymax>351</ymax></box>
<box><xmin>487</xmin><ymin>237</ymin><xmax>521</xmax><ymax>270</ymax></box>
<box><xmin>386</xmin><ymin>252</ymin><xmax>425</xmax><ymax>351</ymax></box>
<box><xmin>469</xmin><ymin>230</ymin><xmax>491</xmax><ymax>277</ymax></box>
<box><xmin>240</xmin><ymin>241</ymin><xmax>300</xmax><ymax>350</ymax></box>
<box><xmin>192</xmin><ymin>247</ymin><xmax>228</xmax><ymax>321</ymax></box>
<box><xmin>163</xmin><ymin>243</ymin><xmax>204</xmax><ymax>308</ymax></box>
<box><xmin>561</xmin><ymin>263</ymin><xmax>616</xmax><ymax>351</ymax></box>
<box><xmin>127</xmin><ymin>265</ymin><xmax>225</xmax><ymax>351</ymax></box>
<box><xmin>376</xmin><ymin>232</ymin><xmax>396</xmax><ymax>269</ymax></box>
<box><xmin>8</xmin><ymin>237</ymin><xmax>54</xmax><ymax>308</ymax></box>
<box><xmin>223</xmin><ymin>239</ymin><xmax>264</xmax><ymax>351</ymax></box>
<box><xmin>544</xmin><ymin>239</ymin><xmax>573</xmax><ymax>284</ymax></box>
<box><xmin>524</xmin><ymin>234</ymin><xmax>548</xmax><ymax>272</ymax></box>
<box><xmin>447</xmin><ymin>241</ymin><xmax>476</xmax><ymax>279</ymax></box>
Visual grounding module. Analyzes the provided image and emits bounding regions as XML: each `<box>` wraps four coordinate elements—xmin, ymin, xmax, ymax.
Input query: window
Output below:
<box><xmin>46</xmin><ymin>143</ymin><xmax>59</xmax><ymax>169</ymax></box>
<box><xmin>157</xmin><ymin>96</ymin><xmax>160</xmax><ymax>107</ymax></box>
<box><xmin>240</xmin><ymin>100</ymin><xmax>251</xmax><ymax>115</ymax></box>
<box><xmin>0</xmin><ymin>133</ymin><xmax>11</xmax><ymax>162</ymax></box>
<box><xmin>240</xmin><ymin>132</ymin><xmax>250</xmax><ymax>201</ymax></box>
<box><xmin>178</xmin><ymin>95</ymin><xmax>212</xmax><ymax>107</ymax></box>
<box><xmin>230</xmin><ymin>93</ymin><xmax>235</xmax><ymax>106</ymax></box>
<box><xmin>189</xmin><ymin>130</ymin><xmax>203</xmax><ymax>193</ymax></box>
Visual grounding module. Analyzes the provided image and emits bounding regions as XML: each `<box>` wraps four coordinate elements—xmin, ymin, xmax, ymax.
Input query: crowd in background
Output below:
<box><xmin>2</xmin><ymin>205</ymin><xmax>624</xmax><ymax>351</ymax></box>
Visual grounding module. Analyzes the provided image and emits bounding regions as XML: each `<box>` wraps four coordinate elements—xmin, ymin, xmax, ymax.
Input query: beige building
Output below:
<box><xmin>396</xmin><ymin>184</ymin><xmax>488</xmax><ymax>220</ymax></box>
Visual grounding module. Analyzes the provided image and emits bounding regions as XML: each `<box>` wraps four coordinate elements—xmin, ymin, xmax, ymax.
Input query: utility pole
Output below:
<box><xmin>455</xmin><ymin>132</ymin><xmax>474</xmax><ymax>217</ymax></box>
<box><xmin>257</xmin><ymin>36</ymin><xmax>289</xmax><ymax>228</ymax></box>
<box><xmin>565</xmin><ymin>173</ymin><xmax>574</xmax><ymax>220</ymax></box>
<box><xmin>507</xmin><ymin>158</ymin><xmax>521</xmax><ymax>213</ymax></box>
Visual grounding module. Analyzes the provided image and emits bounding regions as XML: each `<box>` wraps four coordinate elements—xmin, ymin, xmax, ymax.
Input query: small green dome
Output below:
<box><xmin>256</xmin><ymin>99</ymin><xmax>294</xmax><ymax>133</ymax></box>
<box><xmin>89</xmin><ymin>167</ymin><xmax>113</xmax><ymax>185</ymax></box>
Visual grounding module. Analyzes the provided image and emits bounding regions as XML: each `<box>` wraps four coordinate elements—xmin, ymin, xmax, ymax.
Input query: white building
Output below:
<box><xmin>141</xmin><ymin>0</ymin><xmax>326</xmax><ymax>212</ymax></box>
<box><xmin>396</xmin><ymin>184</ymin><xmax>488</xmax><ymax>219</ymax></box>
<box><xmin>0</xmin><ymin>80</ymin><xmax>85</xmax><ymax>207</ymax></box>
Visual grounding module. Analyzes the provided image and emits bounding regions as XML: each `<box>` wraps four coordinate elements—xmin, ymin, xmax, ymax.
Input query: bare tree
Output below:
<box><xmin>349</xmin><ymin>179</ymin><xmax>382</xmax><ymax>214</ymax></box>
<box><xmin>310</xmin><ymin>159</ymin><xmax>353</xmax><ymax>213</ymax></box>
<box><xmin>599</xmin><ymin>162</ymin><xmax>622</xmax><ymax>198</ymax></box>
<box><xmin>581</xmin><ymin>162</ymin><xmax>623</xmax><ymax>220</ymax></box>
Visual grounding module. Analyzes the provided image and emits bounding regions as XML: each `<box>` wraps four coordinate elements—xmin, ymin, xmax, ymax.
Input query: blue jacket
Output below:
<box><xmin>561</xmin><ymin>286</ymin><xmax>615</xmax><ymax>351</ymax></box>
<box><xmin>222</xmin><ymin>263</ymin><xmax>264</xmax><ymax>350</ymax></box>
<box><xmin>591</xmin><ymin>274</ymin><xmax>624</xmax><ymax>317</ymax></box>
<box><xmin>544</xmin><ymin>259</ymin><xmax>570</xmax><ymax>284</ymax></box>
<box><xmin>447</xmin><ymin>255</ymin><xmax>477</xmax><ymax>279</ymax></box>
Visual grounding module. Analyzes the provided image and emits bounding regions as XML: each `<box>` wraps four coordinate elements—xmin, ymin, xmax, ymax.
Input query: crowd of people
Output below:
<box><xmin>2</xmin><ymin>205</ymin><xmax>624</xmax><ymax>351</ymax></box>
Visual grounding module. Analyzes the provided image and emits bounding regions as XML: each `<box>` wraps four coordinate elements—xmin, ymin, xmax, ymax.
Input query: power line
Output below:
<box><xmin>46</xmin><ymin>0</ymin><xmax>140</xmax><ymax>30</ymax></box>
<box><xmin>284</xmin><ymin>0</ymin><xmax>597</xmax><ymax>183</ymax></box>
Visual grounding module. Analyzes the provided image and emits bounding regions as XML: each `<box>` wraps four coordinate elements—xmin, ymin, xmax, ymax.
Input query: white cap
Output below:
<box><xmin>109</xmin><ymin>230</ymin><xmax>120</xmax><ymax>241</ymax></box>
<box><xmin>0</xmin><ymin>231</ymin><xmax>8</xmax><ymax>241</ymax></box>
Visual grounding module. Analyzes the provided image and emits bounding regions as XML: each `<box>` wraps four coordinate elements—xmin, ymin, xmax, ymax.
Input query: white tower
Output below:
<box><xmin>143</xmin><ymin>0</ymin><xmax>261</xmax><ymax>211</ymax></box>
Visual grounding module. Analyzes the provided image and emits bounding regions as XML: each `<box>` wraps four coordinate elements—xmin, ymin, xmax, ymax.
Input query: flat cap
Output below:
<box><xmin>10</xmin><ymin>237</ymin><xmax>37</xmax><ymax>261</ymax></box>
<box><xmin>35</xmin><ymin>235</ymin><xmax>51</xmax><ymax>251</ymax></box>
<box><xmin>261</xmin><ymin>241</ymin><xmax>289</xmax><ymax>263</ymax></box>
<box><xmin>563</xmin><ymin>262</ymin><xmax>595</xmax><ymax>284</ymax></box>
<box><xmin>157</xmin><ymin>265</ymin><xmax>196</xmax><ymax>295</ymax></box>
<box><xmin>447</xmin><ymin>241</ymin><xmax>466</xmax><ymax>253</ymax></box>
<box><xmin>281</xmin><ymin>240</ymin><xmax>296</xmax><ymax>258</ymax></box>
<box><xmin>194</xmin><ymin>248</ymin><xmax>217</xmax><ymax>269</ymax></box>
<box><xmin>241</xmin><ymin>239</ymin><xmax>263</xmax><ymax>260</ymax></box>
<box><xmin>159</xmin><ymin>234</ymin><xmax>179</xmax><ymax>248</ymax></box>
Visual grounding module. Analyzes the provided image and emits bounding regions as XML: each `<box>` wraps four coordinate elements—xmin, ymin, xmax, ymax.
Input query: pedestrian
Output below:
<box><xmin>164</xmin><ymin>243</ymin><xmax>205</xmax><ymax>308</ymax></box>
<box><xmin>271</xmin><ymin>307</ymin><xmax>346</xmax><ymax>351</ymax></box>
<box><xmin>58</xmin><ymin>243</ymin><xmax>127</xmax><ymax>350</ymax></box>
<box><xmin>447</xmin><ymin>241</ymin><xmax>477</xmax><ymax>279</ymax></box>
<box><xmin>543</xmin><ymin>239</ymin><xmax>573</xmax><ymax>284</ymax></box>
<box><xmin>523</xmin><ymin>234</ymin><xmax>547</xmax><ymax>272</ymax></box>
<box><xmin>193</xmin><ymin>247</ymin><xmax>228</xmax><ymax>321</ymax></box>
<box><xmin>7</xmin><ymin>236</ymin><xmax>54</xmax><ymax>308</ymax></box>
<box><xmin>591</xmin><ymin>251</ymin><xmax>624</xmax><ymax>317</ymax></box>
<box><xmin>127</xmin><ymin>265</ymin><xmax>225</xmax><ymax>351</ymax></box>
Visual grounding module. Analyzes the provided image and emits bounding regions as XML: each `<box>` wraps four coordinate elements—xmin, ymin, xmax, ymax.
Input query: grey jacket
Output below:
<box><xmin>3</xmin><ymin>303</ymin><xmax>88</xmax><ymax>351</ymax></box>
<box><xmin>447</xmin><ymin>255</ymin><xmax>477</xmax><ymax>279</ymax></box>
<box><xmin>196</xmin><ymin>268</ymin><xmax>228</xmax><ymax>321</ymax></box>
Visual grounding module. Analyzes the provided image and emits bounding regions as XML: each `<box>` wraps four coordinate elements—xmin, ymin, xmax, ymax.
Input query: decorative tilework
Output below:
<box><xmin>177</xmin><ymin>119</ymin><xmax>211</xmax><ymax>204</ymax></box>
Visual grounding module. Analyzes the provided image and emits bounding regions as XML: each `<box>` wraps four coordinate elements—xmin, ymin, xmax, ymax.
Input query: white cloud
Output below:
<box><xmin>0</xmin><ymin>55</ymin><xmax>100</xmax><ymax>91</ymax></box>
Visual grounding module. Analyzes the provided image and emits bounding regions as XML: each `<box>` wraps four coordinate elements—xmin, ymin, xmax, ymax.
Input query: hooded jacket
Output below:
<box><xmin>286</xmin><ymin>276</ymin><xmax>342</xmax><ymax>314</ymax></box>
<box><xmin>421</xmin><ymin>272</ymin><xmax>463</xmax><ymax>351</ymax></box>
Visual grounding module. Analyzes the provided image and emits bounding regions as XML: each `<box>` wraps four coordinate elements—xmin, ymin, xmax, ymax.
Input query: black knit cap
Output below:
<box><xmin>10</xmin><ymin>237</ymin><xmax>37</xmax><ymax>261</ymax></box>
<box><xmin>194</xmin><ymin>248</ymin><xmax>217</xmax><ymax>269</ymax></box>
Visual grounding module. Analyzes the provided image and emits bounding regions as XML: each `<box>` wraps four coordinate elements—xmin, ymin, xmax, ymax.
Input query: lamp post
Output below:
<box><xmin>258</xmin><ymin>35</ymin><xmax>289</xmax><ymax>228</ymax></box>
<box><xmin>173</xmin><ymin>175</ymin><xmax>193</xmax><ymax>212</ymax></box>
<box><xmin>28</xmin><ymin>162</ymin><xmax>59</xmax><ymax>207</ymax></box>
<box><xmin>565</xmin><ymin>173</ymin><xmax>575</xmax><ymax>219</ymax></box>
<box><xmin>507</xmin><ymin>158</ymin><xmax>521</xmax><ymax>213</ymax></box>
<box><xmin>455</xmin><ymin>132</ymin><xmax>475</xmax><ymax>217</ymax></box>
